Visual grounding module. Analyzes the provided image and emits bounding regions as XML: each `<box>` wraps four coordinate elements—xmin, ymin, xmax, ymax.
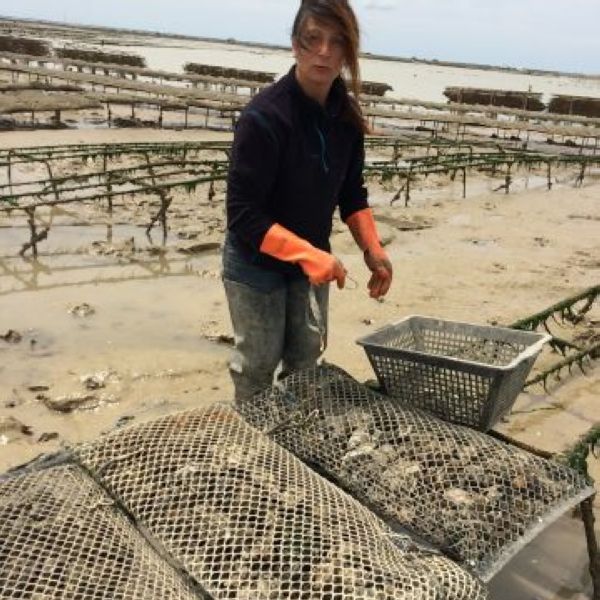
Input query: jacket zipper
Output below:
<box><xmin>314</xmin><ymin>124</ymin><xmax>330</xmax><ymax>174</ymax></box>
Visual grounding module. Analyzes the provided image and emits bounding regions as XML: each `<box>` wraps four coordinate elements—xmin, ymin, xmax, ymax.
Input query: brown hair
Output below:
<box><xmin>292</xmin><ymin>0</ymin><xmax>367</xmax><ymax>133</ymax></box>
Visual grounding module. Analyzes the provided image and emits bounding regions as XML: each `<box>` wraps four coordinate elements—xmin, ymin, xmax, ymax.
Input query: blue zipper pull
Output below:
<box><xmin>314</xmin><ymin>124</ymin><xmax>330</xmax><ymax>174</ymax></box>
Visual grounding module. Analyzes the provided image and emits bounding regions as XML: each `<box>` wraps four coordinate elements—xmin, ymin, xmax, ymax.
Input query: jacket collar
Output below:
<box><xmin>287</xmin><ymin>65</ymin><xmax>347</xmax><ymax>119</ymax></box>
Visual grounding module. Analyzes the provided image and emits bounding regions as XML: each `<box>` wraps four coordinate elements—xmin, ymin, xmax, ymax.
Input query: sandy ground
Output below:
<box><xmin>0</xmin><ymin>124</ymin><xmax>598</xmax><ymax>598</ymax></box>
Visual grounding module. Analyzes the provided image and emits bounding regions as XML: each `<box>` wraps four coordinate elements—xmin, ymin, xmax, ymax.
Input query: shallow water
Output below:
<box><xmin>103</xmin><ymin>34</ymin><xmax>600</xmax><ymax>103</ymax></box>
<box><xmin>0</xmin><ymin>248</ymin><xmax>231</xmax><ymax>475</ymax></box>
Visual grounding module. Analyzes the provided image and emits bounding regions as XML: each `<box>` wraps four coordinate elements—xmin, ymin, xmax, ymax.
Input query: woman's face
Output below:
<box><xmin>293</xmin><ymin>16</ymin><xmax>346</xmax><ymax>92</ymax></box>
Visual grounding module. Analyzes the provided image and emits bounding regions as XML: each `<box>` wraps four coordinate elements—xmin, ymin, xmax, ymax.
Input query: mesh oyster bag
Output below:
<box><xmin>74</xmin><ymin>405</ymin><xmax>487</xmax><ymax>599</ymax></box>
<box><xmin>237</xmin><ymin>364</ymin><xmax>594</xmax><ymax>580</ymax></box>
<box><xmin>0</xmin><ymin>465</ymin><xmax>200</xmax><ymax>600</ymax></box>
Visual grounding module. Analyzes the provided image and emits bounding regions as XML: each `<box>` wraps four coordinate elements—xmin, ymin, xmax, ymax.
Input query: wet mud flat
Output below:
<box><xmin>0</xmin><ymin>171</ymin><xmax>234</xmax><ymax>472</ymax></box>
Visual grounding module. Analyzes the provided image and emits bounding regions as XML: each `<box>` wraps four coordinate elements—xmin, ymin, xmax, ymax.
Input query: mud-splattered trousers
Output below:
<box><xmin>223</xmin><ymin>233</ymin><xmax>329</xmax><ymax>403</ymax></box>
<box><xmin>223</xmin><ymin>69</ymin><xmax>367</xmax><ymax>403</ymax></box>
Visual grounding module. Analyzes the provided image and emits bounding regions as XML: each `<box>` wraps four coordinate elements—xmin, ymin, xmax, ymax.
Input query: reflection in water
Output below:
<box><xmin>0</xmin><ymin>252</ymin><xmax>214</xmax><ymax>296</ymax></box>
<box><xmin>145</xmin><ymin>222</ymin><xmax>169</xmax><ymax>249</ymax></box>
<box><xmin>0</xmin><ymin>255</ymin><xmax>51</xmax><ymax>292</ymax></box>
<box><xmin>0</xmin><ymin>204</ymin><xmax>223</xmax><ymax>296</ymax></box>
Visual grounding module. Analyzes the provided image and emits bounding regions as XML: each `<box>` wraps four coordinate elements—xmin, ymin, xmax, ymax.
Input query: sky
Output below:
<box><xmin>2</xmin><ymin>0</ymin><xmax>599</xmax><ymax>75</ymax></box>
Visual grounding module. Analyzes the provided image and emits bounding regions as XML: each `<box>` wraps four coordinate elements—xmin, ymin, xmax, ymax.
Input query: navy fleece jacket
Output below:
<box><xmin>226</xmin><ymin>66</ymin><xmax>369</xmax><ymax>273</ymax></box>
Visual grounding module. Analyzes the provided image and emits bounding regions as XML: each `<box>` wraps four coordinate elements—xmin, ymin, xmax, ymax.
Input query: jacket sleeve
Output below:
<box><xmin>226</xmin><ymin>109</ymin><xmax>281</xmax><ymax>249</ymax></box>
<box><xmin>338</xmin><ymin>133</ymin><xmax>369</xmax><ymax>223</ymax></box>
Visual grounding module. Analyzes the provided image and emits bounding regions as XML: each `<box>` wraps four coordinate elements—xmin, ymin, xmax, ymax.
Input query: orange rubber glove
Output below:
<box><xmin>260</xmin><ymin>223</ymin><xmax>346</xmax><ymax>288</ymax></box>
<box><xmin>346</xmin><ymin>208</ymin><xmax>393</xmax><ymax>299</ymax></box>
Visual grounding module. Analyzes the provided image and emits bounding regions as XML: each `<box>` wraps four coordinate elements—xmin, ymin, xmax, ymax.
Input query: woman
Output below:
<box><xmin>223</xmin><ymin>0</ymin><xmax>393</xmax><ymax>403</ymax></box>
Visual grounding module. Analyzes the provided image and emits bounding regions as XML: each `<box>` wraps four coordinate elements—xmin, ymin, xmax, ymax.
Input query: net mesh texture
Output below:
<box><xmin>237</xmin><ymin>364</ymin><xmax>594</xmax><ymax>580</ymax></box>
<box><xmin>74</xmin><ymin>405</ymin><xmax>488</xmax><ymax>600</ymax></box>
<box><xmin>0</xmin><ymin>465</ymin><xmax>201</xmax><ymax>599</ymax></box>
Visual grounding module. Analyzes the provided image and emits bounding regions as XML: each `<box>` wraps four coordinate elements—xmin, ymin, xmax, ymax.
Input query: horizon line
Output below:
<box><xmin>1</xmin><ymin>13</ymin><xmax>599</xmax><ymax>81</ymax></box>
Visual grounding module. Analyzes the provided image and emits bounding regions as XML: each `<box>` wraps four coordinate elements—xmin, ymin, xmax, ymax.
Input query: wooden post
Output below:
<box><xmin>21</xmin><ymin>207</ymin><xmax>41</xmax><ymax>257</ymax></box>
<box><xmin>145</xmin><ymin>191</ymin><xmax>171</xmax><ymax>243</ymax></box>
<box><xmin>7</xmin><ymin>151</ymin><xmax>13</xmax><ymax>197</ymax></box>
<box><xmin>104</xmin><ymin>153</ymin><xmax>113</xmax><ymax>217</ymax></box>
<box><xmin>160</xmin><ymin>194</ymin><xmax>171</xmax><ymax>243</ymax></box>
<box><xmin>580</xmin><ymin>496</ymin><xmax>600</xmax><ymax>600</ymax></box>
<box><xmin>405</xmin><ymin>166</ymin><xmax>412</xmax><ymax>207</ymax></box>
<box><xmin>505</xmin><ymin>163</ymin><xmax>512</xmax><ymax>194</ymax></box>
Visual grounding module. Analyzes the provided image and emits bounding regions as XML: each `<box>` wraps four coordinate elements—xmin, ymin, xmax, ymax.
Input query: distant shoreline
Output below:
<box><xmin>2</xmin><ymin>14</ymin><xmax>599</xmax><ymax>81</ymax></box>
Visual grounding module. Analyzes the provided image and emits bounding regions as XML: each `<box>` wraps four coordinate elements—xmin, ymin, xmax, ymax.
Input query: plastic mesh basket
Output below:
<box><xmin>357</xmin><ymin>315</ymin><xmax>550</xmax><ymax>431</ymax></box>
